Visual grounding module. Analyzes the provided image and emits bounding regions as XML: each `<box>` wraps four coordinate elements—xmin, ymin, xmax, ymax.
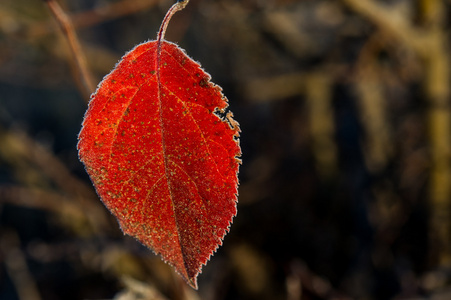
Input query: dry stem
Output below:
<box><xmin>44</xmin><ymin>0</ymin><xmax>95</xmax><ymax>100</ymax></box>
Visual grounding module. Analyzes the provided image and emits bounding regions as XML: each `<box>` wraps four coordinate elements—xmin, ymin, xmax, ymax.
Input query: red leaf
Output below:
<box><xmin>77</xmin><ymin>1</ymin><xmax>240</xmax><ymax>289</ymax></box>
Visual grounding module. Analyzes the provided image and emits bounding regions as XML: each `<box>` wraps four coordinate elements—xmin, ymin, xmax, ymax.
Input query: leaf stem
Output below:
<box><xmin>157</xmin><ymin>0</ymin><xmax>189</xmax><ymax>44</ymax></box>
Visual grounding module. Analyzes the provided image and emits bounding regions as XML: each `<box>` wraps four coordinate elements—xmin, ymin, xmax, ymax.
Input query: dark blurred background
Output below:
<box><xmin>1</xmin><ymin>0</ymin><xmax>451</xmax><ymax>299</ymax></box>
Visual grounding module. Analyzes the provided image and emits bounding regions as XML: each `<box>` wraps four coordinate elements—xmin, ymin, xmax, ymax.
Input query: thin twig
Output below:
<box><xmin>44</xmin><ymin>0</ymin><xmax>95</xmax><ymax>100</ymax></box>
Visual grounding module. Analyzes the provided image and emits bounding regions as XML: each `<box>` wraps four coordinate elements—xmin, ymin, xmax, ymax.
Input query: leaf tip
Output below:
<box><xmin>187</xmin><ymin>276</ymin><xmax>199</xmax><ymax>290</ymax></box>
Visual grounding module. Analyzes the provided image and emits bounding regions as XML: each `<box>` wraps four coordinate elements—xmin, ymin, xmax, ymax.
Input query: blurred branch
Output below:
<box><xmin>0</xmin><ymin>128</ymin><xmax>93</xmax><ymax>200</ymax></box>
<box><xmin>0</xmin><ymin>185</ymin><xmax>109</xmax><ymax>235</ymax></box>
<box><xmin>0</xmin><ymin>35</ymin><xmax>119</xmax><ymax>89</ymax></box>
<box><xmin>0</xmin><ymin>231</ymin><xmax>42</xmax><ymax>300</ymax></box>
<box><xmin>116</xmin><ymin>276</ymin><xmax>169</xmax><ymax>300</ymax></box>
<box><xmin>229</xmin><ymin>243</ymin><xmax>273</xmax><ymax>297</ymax></box>
<box><xmin>63</xmin><ymin>0</ymin><xmax>160</xmax><ymax>32</ymax></box>
<box><xmin>0</xmin><ymin>128</ymin><xmax>111</xmax><ymax>234</ymax></box>
<box><xmin>44</xmin><ymin>0</ymin><xmax>95</xmax><ymax>100</ymax></box>
<box><xmin>343</xmin><ymin>0</ymin><xmax>451</xmax><ymax>265</ymax></box>
<box><xmin>355</xmin><ymin>33</ymin><xmax>393</xmax><ymax>173</ymax></box>
<box><xmin>262</xmin><ymin>10</ymin><xmax>315</xmax><ymax>59</ymax></box>
<box><xmin>287</xmin><ymin>260</ymin><xmax>352</xmax><ymax>300</ymax></box>
<box><xmin>28</xmin><ymin>0</ymin><xmax>160</xmax><ymax>38</ymax></box>
<box><xmin>419</xmin><ymin>0</ymin><xmax>445</xmax><ymax>27</ymax></box>
<box><xmin>305</xmin><ymin>72</ymin><xmax>338</xmax><ymax>178</ymax></box>
<box><xmin>0</xmin><ymin>0</ymin><xmax>162</xmax><ymax>90</ymax></box>
<box><xmin>243</xmin><ymin>73</ymin><xmax>306</xmax><ymax>102</ymax></box>
<box><xmin>341</xmin><ymin>0</ymin><xmax>428</xmax><ymax>55</ymax></box>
